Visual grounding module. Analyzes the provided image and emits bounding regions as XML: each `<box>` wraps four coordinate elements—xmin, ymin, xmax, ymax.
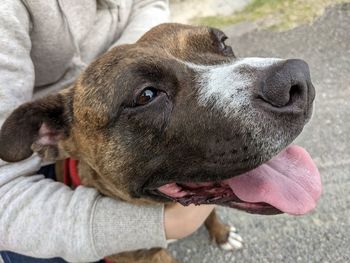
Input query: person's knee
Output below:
<box><xmin>164</xmin><ymin>204</ymin><xmax>215</xmax><ymax>239</ymax></box>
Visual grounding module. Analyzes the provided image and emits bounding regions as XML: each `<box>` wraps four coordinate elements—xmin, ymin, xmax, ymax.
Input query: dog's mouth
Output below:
<box><xmin>148</xmin><ymin>145</ymin><xmax>322</xmax><ymax>215</ymax></box>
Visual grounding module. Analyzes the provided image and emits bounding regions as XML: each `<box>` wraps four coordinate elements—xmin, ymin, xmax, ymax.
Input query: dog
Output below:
<box><xmin>0</xmin><ymin>23</ymin><xmax>321</xmax><ymax>263</ymax></box>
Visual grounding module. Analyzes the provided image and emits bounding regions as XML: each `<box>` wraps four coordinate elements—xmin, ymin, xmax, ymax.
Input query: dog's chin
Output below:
<box><xmin>143</xmin><ymin>145</ymin><xmax>322</xmax><ymax>216</ymax></box>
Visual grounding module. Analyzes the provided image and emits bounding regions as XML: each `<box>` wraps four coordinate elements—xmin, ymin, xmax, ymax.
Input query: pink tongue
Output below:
<box><xmin>225</xmin><ymin>145</ymin><xmax>322</xmax><ymax>215</ymax></box>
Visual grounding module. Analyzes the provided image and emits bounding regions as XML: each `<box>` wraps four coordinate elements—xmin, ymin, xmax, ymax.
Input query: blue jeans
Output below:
<box><xmin>0</xmin><ymin>251</ymin><xmax>66</xmax><ymax>263</ymax></box>
<box><xmin>0</xmin><ymin>165</ymin><xmax>105</xmax><ymax>263</ymax></box>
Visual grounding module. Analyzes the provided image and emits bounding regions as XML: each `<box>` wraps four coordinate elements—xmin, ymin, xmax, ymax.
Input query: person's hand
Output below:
<box><xmin>164</xmin><ymin>203</ymin><xmax>215</xmax><ymax>240</ymax></box>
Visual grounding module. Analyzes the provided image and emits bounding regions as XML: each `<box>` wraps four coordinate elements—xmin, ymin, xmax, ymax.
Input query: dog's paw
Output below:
<box><xmin>219</xmin><ymin>226</ymin><xmax>243</xmax><ymax>251</ymax></box>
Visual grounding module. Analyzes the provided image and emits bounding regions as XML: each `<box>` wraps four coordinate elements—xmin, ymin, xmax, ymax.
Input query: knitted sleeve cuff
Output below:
<box><xmin>91</xmin><ymin>196</ymin><xmax>167</xmax><ymax>258</ymax></box>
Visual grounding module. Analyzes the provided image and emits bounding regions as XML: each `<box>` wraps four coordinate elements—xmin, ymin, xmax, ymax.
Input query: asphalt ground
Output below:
<box><xmin>168</xmin><ymin>3</ymin><xmax>350</xmax><ymax>262</ymax></box>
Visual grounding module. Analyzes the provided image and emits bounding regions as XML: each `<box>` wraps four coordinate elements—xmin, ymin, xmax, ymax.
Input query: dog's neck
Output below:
<box><xmin>77</xmin><ymin>160</ymin><xmax>156</xmax><ymax>205</ymax></box>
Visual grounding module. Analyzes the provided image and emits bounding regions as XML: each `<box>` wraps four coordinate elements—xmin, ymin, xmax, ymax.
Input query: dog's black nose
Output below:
<box><xmin>259</xmin><ymin>59</ymin><xmax>314</xmax><ymax>112</ymax></box>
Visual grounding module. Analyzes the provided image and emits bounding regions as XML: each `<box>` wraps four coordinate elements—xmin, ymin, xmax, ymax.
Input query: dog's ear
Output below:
<box><xmin>0</xmin><ymin>91</ymin><xmax>73</xmax><ymax>162</ymax></box>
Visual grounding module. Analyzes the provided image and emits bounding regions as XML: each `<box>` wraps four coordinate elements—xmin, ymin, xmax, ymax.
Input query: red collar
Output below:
<box><xmin>63</xmin><ymin>159</ymin><xmax>81</xmax><ymax>188</ymax></box>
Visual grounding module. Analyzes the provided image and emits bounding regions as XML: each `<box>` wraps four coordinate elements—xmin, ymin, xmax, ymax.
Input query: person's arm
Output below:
<box><xmin>0</xmin><ymin>1</ymin><xmax>166</xmax><ymax>261</ymax></box>
<box><xmin>0</xmin><ymin>157</ymin><xmax>167</xmax><ymax>261</ymax></box>
<box><xmin>111</xmin><ymin>0</ymin><xmax>170</xmax><ymax>46</ymax></box>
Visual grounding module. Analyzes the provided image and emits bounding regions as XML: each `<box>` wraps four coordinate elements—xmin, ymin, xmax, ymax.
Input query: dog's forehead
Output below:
<box><xmin>137</xmin><ymin>23</ymin><xmax>213</xmax><ymax>49</ymax></box>
<box><xmin>128</xmin><ymin>23</ymin><xmax>227</xmax><ymax>65</ymax></box>
<box><xmin>80</xmin><ymin>23</ymin><xmax>225</xmax><ymax>86</ymax></box>
<box><xmin>107</xmin><ymin>24</ymin><xmax>217</xmax><ymax>64</ymax></box>
<box><xmin>78</xmin><ymin>24</ymin><xmax>220</xmax><ymax>90</ymax></box>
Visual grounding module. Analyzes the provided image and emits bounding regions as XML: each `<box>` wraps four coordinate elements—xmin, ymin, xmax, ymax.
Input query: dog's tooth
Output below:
<box><xmin>174</xmin><ymin>187</ymin><xmax>184</xmax><ymax>193</ymax></box>
<box><xmin>176</xmin><ymin>191</ymin><xmax>188</xmax><ymax>197</ymax></box>
<box><xmin>168</xmin><ymin>186</ymin><xmax>182</xmax><ymax>193</ymax></box>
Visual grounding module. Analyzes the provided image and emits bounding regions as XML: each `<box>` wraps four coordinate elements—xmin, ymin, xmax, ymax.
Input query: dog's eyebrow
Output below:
<box><xmin>135</xmin><ymin>64</ymin><xmax>164</xmax><ymax>79</ymax></box>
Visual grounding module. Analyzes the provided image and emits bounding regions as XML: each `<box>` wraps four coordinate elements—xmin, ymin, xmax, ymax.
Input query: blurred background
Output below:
<box><xmin>168</xmin><ymin>0</ymin><xmax>350</xmax><ymax>262</ymax></box>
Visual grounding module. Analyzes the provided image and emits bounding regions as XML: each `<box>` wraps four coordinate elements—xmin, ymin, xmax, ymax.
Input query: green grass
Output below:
<box><xmin>194</xmin><ymin>0</ymin><xmax>348</xmax><ymax>31</ymax></box>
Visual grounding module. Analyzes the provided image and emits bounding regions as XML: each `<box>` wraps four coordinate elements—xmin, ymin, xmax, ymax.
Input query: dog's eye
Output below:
<box><xmin>219</xmin><ymin>35</ymin><xmax>234</xmax><ymax>56</ymax></box>
<box><xmin>135</xmin><ymin>87</ymin><xmax>158</xmax><ymax>106</ymax></box>
<box><xmin>212</xmin><ymin>28</ymin><xmax>234</xmax><ymax>57</ymax></box>
<box><xmin>219</xmin><ymin>35</ymin><xmax>228</xmax><ymax>49</ymax></box>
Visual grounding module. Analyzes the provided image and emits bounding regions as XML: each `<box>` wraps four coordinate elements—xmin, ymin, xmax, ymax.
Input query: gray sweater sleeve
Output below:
<box><xmin>0</xmin><ymin>1</ymin><xmax>167</xmax><ymax>262</ymax></box>
<box><xmin>111</xmin><ymin>0</ymin><xmax>170</xmax><ymax>46</ymax></box>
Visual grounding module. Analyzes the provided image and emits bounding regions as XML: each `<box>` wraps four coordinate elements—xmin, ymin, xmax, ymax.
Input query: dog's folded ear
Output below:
<box><xmin>0</xmin><ymin>91</ymin><xmax>72</xmax><ymax>162</ymax></box>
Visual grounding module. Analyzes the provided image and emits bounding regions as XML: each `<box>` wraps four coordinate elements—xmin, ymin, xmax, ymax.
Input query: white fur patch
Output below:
<box><xmin>185</xmin><ymin>57</ymin><xmax>283</xmax><ymax>116</ymax></box>
<box><xmin>220</xmin><ymin>226</ymin><xmax>244</xmax><ymax>250</ymax></box>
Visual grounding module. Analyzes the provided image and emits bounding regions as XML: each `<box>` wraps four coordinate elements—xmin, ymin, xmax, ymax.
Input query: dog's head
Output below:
<box><xmin>0</xmin><ymin>24</ymin><xmax>321</xmax><ymax>215</ymax></box>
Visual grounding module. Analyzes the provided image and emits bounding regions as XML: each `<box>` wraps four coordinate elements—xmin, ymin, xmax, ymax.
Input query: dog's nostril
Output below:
<box><xmin>290</xmin><ymin>84</ymin><xmax>302</xmax><ymax>98</ymax></box>
<box><xmin>290</xmin><ymin>84</ymin><xmax>300</xmax><ymax>95</ymax></box>
<box><xmin>258</xmin><ymin>59</ymin><xmax>311</xmax><ymax>111</ymax></box>
<box><xmin>286</xmin><ymin>83</ymin><xmax>304</xmax><ymax>106</ymax></box>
